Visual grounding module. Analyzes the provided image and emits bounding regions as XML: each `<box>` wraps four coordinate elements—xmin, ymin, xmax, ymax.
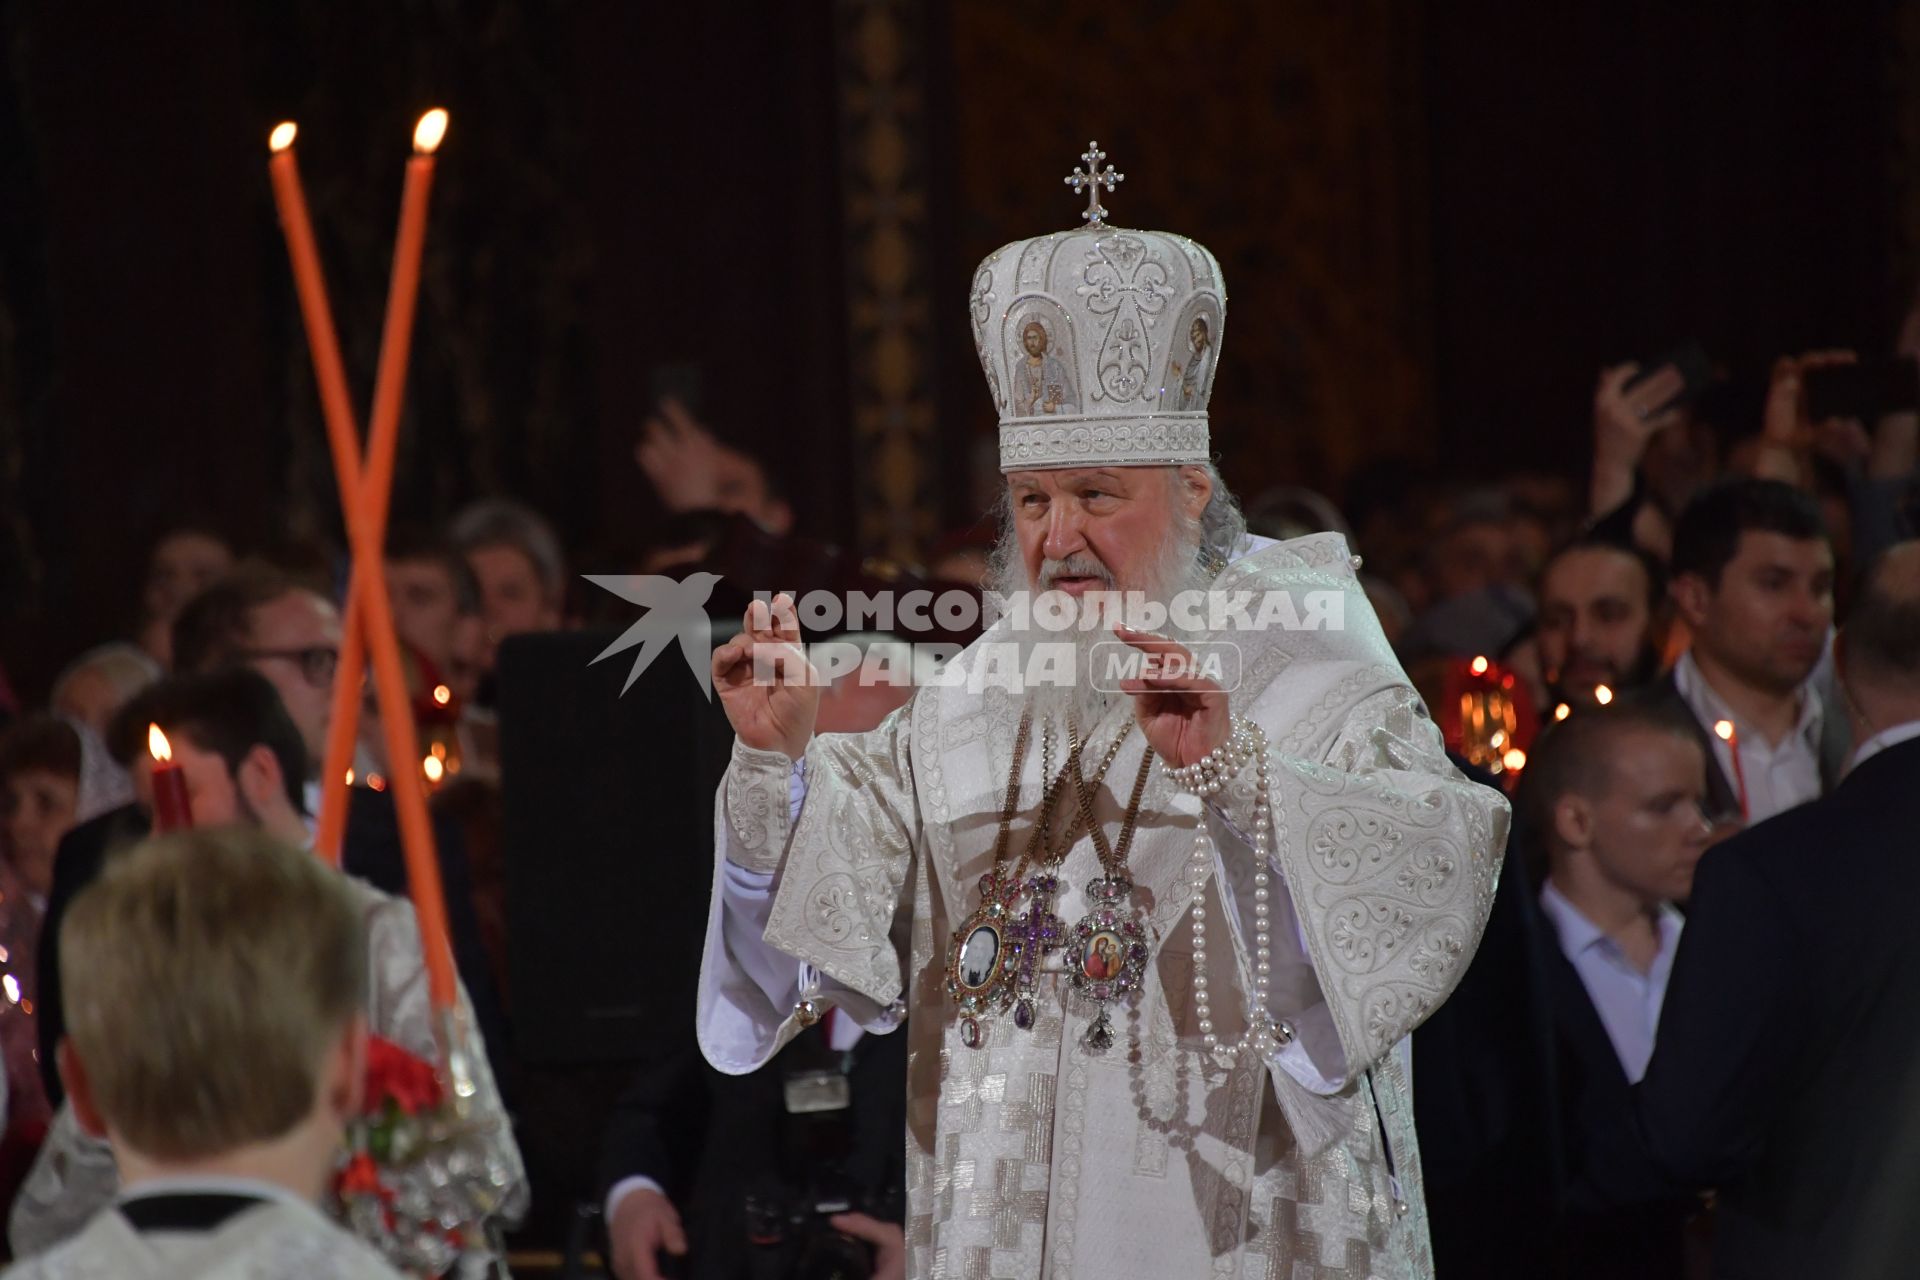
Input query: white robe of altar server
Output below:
<box><xmin>698</xmin><ymin>533</ymin><xmax>1510</xmax><ymax>1280</ymax></box>
<box><xmin>1</xmin><ymin>1184</ymin><xmax>407</xmax><ymax>1280</ymax></box>
<box><xmin>7</xmin><ymin>879</ymin><xmax>526</xmax><ymax>1266</ymax></box>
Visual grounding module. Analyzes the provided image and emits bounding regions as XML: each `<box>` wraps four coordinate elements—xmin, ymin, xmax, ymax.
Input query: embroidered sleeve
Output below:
<box><xmin>1249</xmin><ymin>685</ymin><xmax>1509</xmax><ymax>1072</ymax></box>
<box><xmin>757</xmin><ymin>701</ymin><xmax>922</xmax><ymax>1007</ymax></box>
<box><xmin>721</xmin><ymin>741</ymin><xmax>802</xmax><ymax>875</ymax></box>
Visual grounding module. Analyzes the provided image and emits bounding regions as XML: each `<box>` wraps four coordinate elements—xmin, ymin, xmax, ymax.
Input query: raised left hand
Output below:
<box><xmin>1112</xmin><ymin>625</ymin><xmax>1229</xmax><ymax>767</ymax></box>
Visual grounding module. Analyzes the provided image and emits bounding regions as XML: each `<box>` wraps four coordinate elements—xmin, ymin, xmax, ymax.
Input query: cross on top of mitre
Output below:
<box><xmin>1064</xmin><ymin>140</ymin><xmax>1124</xmax><ymax>226</ymax></box>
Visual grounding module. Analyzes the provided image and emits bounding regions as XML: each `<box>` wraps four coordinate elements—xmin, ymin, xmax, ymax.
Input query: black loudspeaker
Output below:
<box><xmin>497</xmin><ymin>626</ymin><xmax>739</xmax><ymax>1066</ymax></box>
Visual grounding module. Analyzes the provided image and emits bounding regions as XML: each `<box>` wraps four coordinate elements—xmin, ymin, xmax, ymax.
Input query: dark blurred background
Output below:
<box><xmin>1</xmin><ymin>0</ymin><xmax>1913</xmax><ymax>694</ymax></box>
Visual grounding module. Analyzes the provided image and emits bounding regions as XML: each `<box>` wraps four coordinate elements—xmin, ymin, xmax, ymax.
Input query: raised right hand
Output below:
<box><xmin>711</xmin><ymin>592</ymin><xmax>819</xmax><ymax>759</ymax></box>
<box><xmin>609</xmin><ymin>1187</ymin><xmax>688</xmax><ymax>1280</ymax></box>
<box><xmin>1594</xmin><ymin>362</ymin><xmax>1685</xmax><ymax>466</ymax></box>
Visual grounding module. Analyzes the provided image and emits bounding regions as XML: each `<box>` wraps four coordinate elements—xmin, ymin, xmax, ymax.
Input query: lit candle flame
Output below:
<box><xmin>413</xmin><ymin>108</ymin><xmax>449</xmax><ymax>154</ymax></box>
<box><xmin>367</xmin><ymin>772</ymin><xmax>387</xmax><ymax>792</ymax></box>
<box><xmin>423</xmin><ymin>755</ymin><xmax>445</xmax><ymax>783</ymax></box>
<box><xmin>1594</xmin><ymin>684</ymin><xmax>1614</xmax><ymax>706</ymax></box>
<box><xmin>269</xmin><ymin>121</ymin><xmax>298</xmax><ymax>153</ymax></box>
<box><xmin>432</xmin><ymin>684</ymin><xmax>452</xmax><ymax>706</ymax></box>
<box><xmin>148</xmin><ymin>723</ymin><xmax>174</xmax><ymax>764</ymax></box>
<box><xmin>1502</xmin><ymin>747</ymin><xmax>1527</xmax><ymax>772</ymax></box>
<box><xmin>344</xmin><ymin>769</ymin><xmax>356</xmax><ymax>786</ymax></box>
<box><xmin>1554</xmin><ymin>703</ymin><xmax>1571</xmax><ymax>722</ymax></box>
<box><xmin>1470</xmin><ymin>655</ymin><xmax>1489</xmax><ymax>676</ymax></box>
<box><xmin>1714</xmin><ymin>719</ymin><xmax>1735</xmax><ymax>742</ymax></box>
<box><xmin>1490</xmin><ymin>730</ymin><xmax>1506</xmax><ymax>749</ymax></box>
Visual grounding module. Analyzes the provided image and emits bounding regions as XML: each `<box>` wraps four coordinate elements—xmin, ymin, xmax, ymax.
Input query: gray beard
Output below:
<box><xmin>985</xmin><ymin>521</ymin><xmax>1217</xmax><ymax>737</ymax></box>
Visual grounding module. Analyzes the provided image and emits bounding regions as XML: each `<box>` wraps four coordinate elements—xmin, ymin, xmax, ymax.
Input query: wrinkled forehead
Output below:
<box><xmin>1004</xmin><ymin>465</ymin><xmax>1177</xmax><ymax>493</ymax></box>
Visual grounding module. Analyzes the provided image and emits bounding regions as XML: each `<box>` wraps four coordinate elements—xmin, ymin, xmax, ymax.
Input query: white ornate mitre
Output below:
<box><xmin>972</xmin><ymin>142</ymin><xmax>1226</xmax><ymax>473</ymax></box>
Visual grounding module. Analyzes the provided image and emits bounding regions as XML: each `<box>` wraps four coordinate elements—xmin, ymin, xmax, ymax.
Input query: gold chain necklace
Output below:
<box><xmin>1062</xmin><ymin>716</ymin><xmax>1155</xmax><ymax>1052</ymax></box>
<box><xmin>946</xmin><ymin>710</ymin><xmax>1148</xmax><ymax>1050</ymax></box>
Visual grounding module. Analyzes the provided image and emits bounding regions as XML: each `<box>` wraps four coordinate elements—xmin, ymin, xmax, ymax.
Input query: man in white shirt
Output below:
<box><xmin>1661</xmin><ymin>478</ymin><xmax>1847</xmax><ymax>825</ymax></box>
<box><xmin>1522</xmin><ymin>704</ymin><xmax>1712</xmax><ymax>1084</ymax></box>
<box><xmin>1514</xmin><ymin>700</ymin><xmax>1713</xmax><ymax>1278</ymax></box>
<box><xmin>2</xmin><ymin>826</ymin><xmax>404</xmax><ymax>1280</ymax></box>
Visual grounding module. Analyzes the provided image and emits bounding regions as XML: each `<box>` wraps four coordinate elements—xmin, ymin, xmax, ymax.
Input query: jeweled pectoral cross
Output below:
<box><xmin>1007</xmin><ymin>872</ymin><xmax>1064</xmax><ymax>1031</ymax></box>
<box><xmin>1065</xmin><ymin>140</ymin><xmax>1124</xmax><ymax>226</ymax></box>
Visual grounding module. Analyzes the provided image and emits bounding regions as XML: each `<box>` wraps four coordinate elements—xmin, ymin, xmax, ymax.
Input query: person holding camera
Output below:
<box><xmin>600</xmin><ymin>1006</ymin><xmax>906</xmax><ymax>1280</ymax></box>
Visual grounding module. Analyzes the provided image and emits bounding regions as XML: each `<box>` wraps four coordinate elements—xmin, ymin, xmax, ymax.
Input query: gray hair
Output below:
<box><xmin>51</xmin><ymin>643</ymin><xmax>162</xmax><ymax>711</ymax></box>
<box><xmin>449</xmin><ymin>498</ymin><xmax>567</xmax><ymax>600</ymax></box>
<box><xmin>1192</xmin><ymin>462</ymin><xmax>1249</xmax><ymax>568</ymax></box>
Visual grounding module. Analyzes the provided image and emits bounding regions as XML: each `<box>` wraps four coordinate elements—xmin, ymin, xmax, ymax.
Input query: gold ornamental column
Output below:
<box><xmin>835</xmin><ymin>0</ymin><xmax>939</xmax><ymax>563</ymax></box>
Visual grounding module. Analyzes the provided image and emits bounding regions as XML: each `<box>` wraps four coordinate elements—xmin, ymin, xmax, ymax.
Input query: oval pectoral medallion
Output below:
<box><xmin>959</xmin><ymin>923</ymin><xmax>1003</xmax><ymax>991</ymax></box>
<box><xmin>946</xmin><ymin>898</ymin><xmax>1020</xmax><ymax>1048</ymax></box>
<box><xmin>1065</xmin><ymin>876</ymin><xmax>1150</xmax><ymax>1053</ymax></box>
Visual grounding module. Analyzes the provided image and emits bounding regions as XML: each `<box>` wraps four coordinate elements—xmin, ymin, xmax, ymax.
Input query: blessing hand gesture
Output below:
<box><xmin>1112</xmin><ymin>625</ymin><xmax>1229</xmax><ymax>767</ymax></box>
<box><xmin>711</xmin><ymin>592</ymin><xmax>818</xmax><ymax>759</ymax></box>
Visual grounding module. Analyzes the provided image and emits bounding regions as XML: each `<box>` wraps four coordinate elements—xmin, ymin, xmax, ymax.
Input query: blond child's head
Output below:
<box><xmin>60</xmin><ymin>826</ymin><xmax>367</xmax><ymax>1166</ymax></box>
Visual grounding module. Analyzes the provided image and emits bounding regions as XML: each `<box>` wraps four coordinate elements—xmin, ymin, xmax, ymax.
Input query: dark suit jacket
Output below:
<box><xmin>1416</xmin><ymin>833</ymin><xmax>1690</xmax><ymax>1279</ymax></box>
<box><xmin>36</xmin><ymin>788</ymin><xmax>508</xmax><ymax>1104</ymax></box>
<box><xmin>1638</xmin><ymin>669</ymin><xmax>1850</xmax><ymax>823</ymax></box>
<box><xmin>1578</xmin><ymin>735</ymin><xmax>1920</xmax><ymax>1279</ymax></box>
<box><xmin>600</xmin><ymin>1024</ymin><xmax>907</xmax><ymax>1280</ymax></box>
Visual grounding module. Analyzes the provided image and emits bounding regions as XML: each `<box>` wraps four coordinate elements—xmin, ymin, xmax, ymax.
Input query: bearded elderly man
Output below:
<box><xmin>694</xmin><ymin>149</ymin><xmax>1509</xmax><ymax>1280</ymax></box>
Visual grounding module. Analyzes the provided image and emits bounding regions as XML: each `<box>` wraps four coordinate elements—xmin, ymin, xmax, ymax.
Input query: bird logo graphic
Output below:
<box><xmin>582</xmin><ymin>572</ymin><xmax>725</xmax><ymax>696</ymax></box>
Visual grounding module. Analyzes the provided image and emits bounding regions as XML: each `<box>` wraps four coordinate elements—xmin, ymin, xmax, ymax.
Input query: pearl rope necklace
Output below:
<box><xmin>1164</xmin><ymin>716</ymin><xmax>1293</xmax><ymax>1067</ymax></box>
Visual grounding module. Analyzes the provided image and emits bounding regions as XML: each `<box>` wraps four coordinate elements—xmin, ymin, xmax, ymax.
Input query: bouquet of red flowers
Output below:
<box><xmin>334</xmin><ymin>1035</ymin><xmax>508</xmax><ymax>1278</ymax></box>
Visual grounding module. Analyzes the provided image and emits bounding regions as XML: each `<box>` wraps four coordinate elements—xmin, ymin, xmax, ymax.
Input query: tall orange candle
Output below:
<box><xmin>268</xmin><ymin>110</ymin><xmax>458</xmax><ymax>1011</ymax></box>
<box><xmin>316</xmin><ymin>109</ymin><xmax>449</xmax><ymax>865</ymax></box>
<box><xmin>346</xmin><ymin>107</ymin><xmax>457</xmax><ymax>1010</ymax></box>
<box><xmin>269</xmin><ymin>121</ymin><xmax>364</xmax><ymax>867</ymax></box>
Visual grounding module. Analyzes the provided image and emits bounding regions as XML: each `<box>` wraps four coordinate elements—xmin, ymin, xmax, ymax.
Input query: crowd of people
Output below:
<box><xmin>0</xmin><ymin>319</ymin><xmax>1915</xmax><ymax>1280</ymax></box>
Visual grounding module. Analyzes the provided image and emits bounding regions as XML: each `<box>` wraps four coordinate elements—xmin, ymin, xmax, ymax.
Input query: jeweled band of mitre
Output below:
<box><xmin>972</xmin><ymin>141</ymin><xmax>1226</xmax><ymax>473</ymax></box>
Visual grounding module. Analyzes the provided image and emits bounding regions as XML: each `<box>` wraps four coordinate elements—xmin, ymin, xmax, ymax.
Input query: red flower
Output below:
<box><xmin>363</xmin><ymin>1035</ymin><xmax>444</xmax><ymax>1115</ymax></box>
<box><xmin>338</xmin><ymin>1153</ymin><xmax>382</xmax><ymax>1196</ymax></box>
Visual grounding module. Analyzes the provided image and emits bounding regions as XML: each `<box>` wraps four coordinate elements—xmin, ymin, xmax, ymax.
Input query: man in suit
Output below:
<box><xmin>1578</xmin><ymin>540</ymin><xmax>1920</xmax><ymax>1278</ymax></box>
<box><xmin>1417</xmin><ymin>714</ymin><xmax>1709</xmax><ymax>1280</ymax></box>
<box><xmin>1644</xmin><ymin>479</ymin><xmax>1846</xmax><ymax>824</ymax></box>
<box><xmin>600</xmin><ymin>1009</ymin><xmax>906</xmax><ymax>1280</ymax></box>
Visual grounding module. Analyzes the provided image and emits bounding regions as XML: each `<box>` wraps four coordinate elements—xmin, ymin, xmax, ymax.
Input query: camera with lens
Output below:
<box><xmin>739</xmin><ymin>1062</ymin><xmax>902</xmax><ymax>1280</ymax></box>
<box><xmin>743</xmin><ymin>1173</ymin><xmax>897</xmax><ymax>1280</ymax></box>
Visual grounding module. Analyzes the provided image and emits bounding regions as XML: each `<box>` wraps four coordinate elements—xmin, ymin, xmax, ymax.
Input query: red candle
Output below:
<box><xmin>1713</xmin><ymin>719</ymin><xmax>1750</xmax><ymax>822</ymax></box>
<box><xmin>147</xmin><ymin>724</ymin><xmax>193</xmax><ymax>834</ymax></box>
